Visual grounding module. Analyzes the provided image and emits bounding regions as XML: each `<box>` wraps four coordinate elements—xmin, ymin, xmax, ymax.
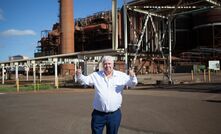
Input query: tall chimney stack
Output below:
<box><xmin>59</xmin><ymin>0</ymin><xmax>75</xmax><ymax>75</ymax></box>
<box><xmin>60</xmin><ymin>0</ymin><xmax>74</xmax><ymax>53</ymax></box>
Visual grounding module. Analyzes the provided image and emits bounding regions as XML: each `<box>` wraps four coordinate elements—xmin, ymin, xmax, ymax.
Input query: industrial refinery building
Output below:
<box><xmin>34</xmin><ymin>0</ymin><xmax>221</xmax><ymax>76</ymax></box>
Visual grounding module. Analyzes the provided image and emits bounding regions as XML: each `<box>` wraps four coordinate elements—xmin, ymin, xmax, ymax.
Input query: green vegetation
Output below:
<box><xmin>0</xmin><ymin>84</ymin><xmax>54</xmax><ymax>92</ymax></box>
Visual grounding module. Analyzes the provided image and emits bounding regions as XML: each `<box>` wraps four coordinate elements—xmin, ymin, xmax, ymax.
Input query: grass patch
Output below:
<box><xmin>0</xmin><ymin>84</ymin><xmax>54</xmax><ymax>92</ymax></box>
<box><xmin>0</xmin><ymin>85</ymin><xmax>17</xmax><ymax>92</ymax></box>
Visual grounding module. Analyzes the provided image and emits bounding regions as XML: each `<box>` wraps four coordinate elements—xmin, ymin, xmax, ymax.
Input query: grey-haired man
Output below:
<box><xmin>76</xmin><ymin>56</ymin><xmax>137</xmax><ymax>134</ymax></box>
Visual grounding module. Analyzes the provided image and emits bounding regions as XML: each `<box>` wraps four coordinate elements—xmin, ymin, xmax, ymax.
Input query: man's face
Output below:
<box><xmin>103</xmin><ymin>60</ymin><xmax>114</xmax><ymax>74</ymax></box>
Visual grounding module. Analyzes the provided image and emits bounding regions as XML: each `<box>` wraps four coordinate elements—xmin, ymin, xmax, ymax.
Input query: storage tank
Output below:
<box><xmin>175</xmin><ymin>14</ymin><xmax>194</xmax><ymax>54</ymax></box>
<box><xmin>193</xmin><ymin>8</ymin><xmax>221</xmax><ymax>48</ymax></box>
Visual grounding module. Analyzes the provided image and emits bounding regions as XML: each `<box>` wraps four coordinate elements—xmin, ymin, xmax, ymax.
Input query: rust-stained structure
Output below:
<box><xmin>59</xmin><ymin>0</ymin><xmax>75</xmax><ymax>75</ymax></box>
<box><xmin>34</xmin><ymin>0</ymin><xmax>221</xmax><ymax>76</ymax></box>
<box><xmin>75</xmin><ymin>11</ymin><xmax>123</xmax><ymax>51</ymax></box>
<box><xmin>59</xmin><ymin>0</ymin><xmax>74</xmax><ymax>53</ymax></box>
<box><xmin>35</xmin><ymin>24</ymin><xmax>60</xmax><ymax>57</ymax></box>
<box><xmin>75</xmin><ymin>11</ymin><xmax>112</xmax><ymax>51</ymax></box>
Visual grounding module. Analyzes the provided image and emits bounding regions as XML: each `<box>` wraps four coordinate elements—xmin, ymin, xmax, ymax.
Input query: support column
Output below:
<box><xmin>145</xmin><ymin>21</ymin><xmax>149</xmax><ymax>51</ymax></box>
<box><xmin>123</xmin><ymin>1</ymin><xmax>128</xmax><ymax>72</ymax></box>
<box><xmin>39</xmin><ymin>64</ymin><xmax>42</xmax><ymax>83</ymax></box>
<box><xmin>1</xmin><ymin>64</ymin><xmax>4</xmax><ymax>84</ymax></box>
<box><xmin>32</xmin><ymin>61</ymin><xmax>36</xmax><ymax>85</ymax></box>
<box><xmin>15</xmin><ymin>63</ymin><xmax>19</xmax><ymax>92</ymax></box>
<box><xmin>5</xmin><ymin>67</ymin><xmax>8</xmax><ymax>80</ymax></box>
<box><xmin>168</xmin><ymin>17</ymin><xmax>173</xmax><ymax>84</ymax></box>
<box><xmin>54</xmin><ymin>58</ymin><xmax>58</xmax><ymax>89</ymax></box>
<box><xmin>25</xmin><ymin>66</ymin><xmax>29</xmax><ymax>81</ymax></box>
<box><xmin>15</xmin><ymin>64</ymin><xmax>18</xmax><ymax>80</ymax></box>
<box><xmin>112</xmin><ymin>0</ymin><xmax>118</xmax><ymax>50</ymax></box>
<box><xmin>74</xmin><ymin>61</ymin><xmax>77</xmax><ymax>83</ymax></box>
<box><xmin>212</xmin><ymin>25</ymin><xmax>215</xmax><ymax>57</ymax></box>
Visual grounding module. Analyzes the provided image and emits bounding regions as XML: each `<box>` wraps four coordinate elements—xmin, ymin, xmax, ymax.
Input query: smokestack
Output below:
<box><xmin>59</xmin><ymin>0</ymin><xmax>75</xmax><ymax>76</ymax></box>
<box><xmin>60</xmin><ymin>0</ymin><xmax>74</xmax><ymax>53</ymax></box>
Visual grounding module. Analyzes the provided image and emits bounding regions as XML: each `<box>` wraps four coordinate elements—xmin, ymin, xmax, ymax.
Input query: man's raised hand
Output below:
<box><xmin>129</xmin><ymin>68</ymin><xmax>135</xmax><ymax>77</ymax></box>
<box><xmin>76</xmin><ymin>66</ymin><xmax>82</xmax><ymax>76</ymax></box>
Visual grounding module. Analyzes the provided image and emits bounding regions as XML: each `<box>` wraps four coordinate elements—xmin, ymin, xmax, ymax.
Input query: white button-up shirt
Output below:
<box><xmin>77</xmin><ymin>70</ymin><xmax>138</xmax><ymax>112</ymax></box>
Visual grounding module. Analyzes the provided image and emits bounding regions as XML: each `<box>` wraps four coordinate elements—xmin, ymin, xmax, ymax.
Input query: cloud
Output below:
<box><xmin>0</xmin><ymin>29</ymin><xmax>36</xmax><ymax>36</ymax></box>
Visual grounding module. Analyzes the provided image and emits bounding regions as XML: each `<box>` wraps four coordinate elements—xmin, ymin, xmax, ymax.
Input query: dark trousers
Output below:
<box><xmin>91</xmin><ymin>109</ymin><xmax>121</xmax><ymax>134</ymax></box>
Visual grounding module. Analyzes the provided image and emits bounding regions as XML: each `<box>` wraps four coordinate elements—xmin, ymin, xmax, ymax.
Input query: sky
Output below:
<box><xmin>0</xmin><ymin>0</ymin><xmax>124</xmax><ymax>62</ymax></box>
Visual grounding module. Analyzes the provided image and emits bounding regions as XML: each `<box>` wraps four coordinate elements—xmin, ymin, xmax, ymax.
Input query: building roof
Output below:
<box><xmin>127</xmin><ymin>0</ymin><xmax>221</xmax><ymax>18</ymax></box>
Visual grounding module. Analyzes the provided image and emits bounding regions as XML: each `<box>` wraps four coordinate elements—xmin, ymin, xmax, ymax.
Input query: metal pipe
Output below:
<box><xmin>129</xmin><ymin>8</ymin><xmax>167</xmax><ymax>19</ymax></box>
<box><xmin>212</xmin><ymin>25</ymin><xmax>215</xmax><ymax>57</ymax></box>
<box><xmin>168</xmin><ymin>17</ymin><xmax>172</xmax><ymax>83</ymax></box>
<box><xmin>0</xmin><ymin>49</ymin><xmax>124</xmax><ymax>64</ymax></box>
<box><xmin>123</xmin><ymin>0</ymin><xmax>128</xmax><ymax>72</ymax></box>
<box><xmin>193</xmin><ymin>22</ymin><xmax>221</xmax><ymax>29</ymax></box>
<box><xmin>145</xmin><ymin>21</ymin><xmax>148</xmax><ymax>51</ymax></box>
<box><xmin>112</xmin><ymin>0</ymin><xmax>118</xmax><ymax>50</ymax></box>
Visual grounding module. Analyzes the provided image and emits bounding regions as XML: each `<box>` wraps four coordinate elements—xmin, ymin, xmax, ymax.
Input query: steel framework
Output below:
<box><xmin>124</xmin><ymin>0</ymin><xmax>221</xmax><ymax>83</ymax></box>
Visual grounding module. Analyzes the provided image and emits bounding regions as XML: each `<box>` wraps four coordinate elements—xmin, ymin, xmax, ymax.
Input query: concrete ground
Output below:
<box><xmin>0</xmin><ymin>84</ymin><xmax>221</xmax><ymax>134</ymax></box>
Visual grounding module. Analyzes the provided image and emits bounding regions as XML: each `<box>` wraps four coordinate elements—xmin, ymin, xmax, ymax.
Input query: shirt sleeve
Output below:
<box><xmin>77</xmin><ymin>73</ymin><xmax>94</xmax><ymax>86</ymax></box>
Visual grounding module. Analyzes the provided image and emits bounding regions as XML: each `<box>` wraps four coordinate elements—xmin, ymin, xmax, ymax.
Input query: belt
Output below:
<box><xmin>94</xmin><ymin>108</ymin><xmax>119</xmax><ymax>115</ymax></box>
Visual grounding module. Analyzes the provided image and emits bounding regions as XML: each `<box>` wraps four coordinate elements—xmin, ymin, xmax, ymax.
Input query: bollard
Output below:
<box><xmin>208</xmin><ymin>69</ymin><xmax>211</xmax><ymax>82</ymax></box>
<box><xmin>16</xmin><ymin>78</ymin><xmax>19</xmax><ymax>92</ymax></box>
<box><xmin>55</xmin><ymin>77</ymin><xmax>59</xmax><ymax>89</ymax></box>
<box><xmin>204</xmin><ymin>69</ymin><xmax>206</xmax><ymax>82</ymax></box>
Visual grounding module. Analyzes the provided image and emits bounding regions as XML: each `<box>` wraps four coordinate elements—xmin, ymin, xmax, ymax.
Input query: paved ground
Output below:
<box><xmin>0</xmin><ymin>84</ymin><xmax>221</xmax><ymax>134</ymax></box>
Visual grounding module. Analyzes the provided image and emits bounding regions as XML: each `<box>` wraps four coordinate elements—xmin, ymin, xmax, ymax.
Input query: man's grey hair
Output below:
<box><xmin>102</xmin><ymin>56</ymin><xmax>114</xmax><ymax>64</ymax></box>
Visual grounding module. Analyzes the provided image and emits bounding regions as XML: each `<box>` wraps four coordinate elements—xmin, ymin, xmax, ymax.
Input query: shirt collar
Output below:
<box><xmin>101</xmin><ymin>70</ymin><xmax>117</xmax><ymax>77</ymax></box>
